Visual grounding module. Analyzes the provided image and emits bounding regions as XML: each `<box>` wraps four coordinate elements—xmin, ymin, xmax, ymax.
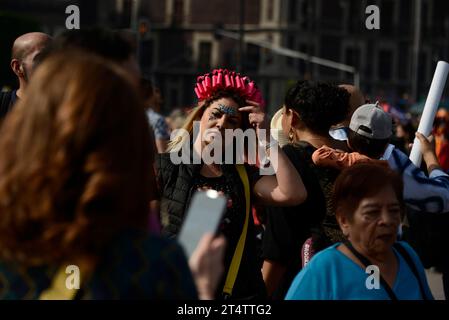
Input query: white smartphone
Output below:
<box><xmin>178</xmin><ymin>189</ymin><xmax>227</xmax><ymax>259</ymax></box>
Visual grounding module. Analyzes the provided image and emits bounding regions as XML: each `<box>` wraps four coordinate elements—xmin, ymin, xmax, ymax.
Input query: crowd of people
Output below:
<box><xmin>0</xmin><ymin>28</ymin><xmax>448</xmax><ymax>300</ymax></box>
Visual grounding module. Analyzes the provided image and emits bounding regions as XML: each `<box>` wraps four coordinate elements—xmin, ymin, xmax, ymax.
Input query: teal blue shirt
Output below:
<box><xmin>285</xmin><ymin>241</ymin><xmax>434</xmax><ymax>300</ymax></box>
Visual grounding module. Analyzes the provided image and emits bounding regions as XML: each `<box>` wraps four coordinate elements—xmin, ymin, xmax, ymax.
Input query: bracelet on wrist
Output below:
<box><xmin>264</xmin><ymin>139</ymin><xmax>278</xmax><ymax>151</ymax></box>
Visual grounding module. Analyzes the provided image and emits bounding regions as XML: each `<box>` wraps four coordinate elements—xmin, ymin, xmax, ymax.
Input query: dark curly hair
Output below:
<box><xmin>284</xmin><ymin>81</ymin><xmax>350</xmax><ymax>135</ymax></box>
<box><xmin>0</xmin><ymin>51</ymin><xmax>155</xmax><ymax>266</ymax></box>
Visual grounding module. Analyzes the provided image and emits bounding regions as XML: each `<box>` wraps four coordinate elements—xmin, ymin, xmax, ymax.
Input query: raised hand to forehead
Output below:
<box><xmin>239</xmin><ymin>100</ymin><xmax>268</xmax><ymax>138</ymax></box>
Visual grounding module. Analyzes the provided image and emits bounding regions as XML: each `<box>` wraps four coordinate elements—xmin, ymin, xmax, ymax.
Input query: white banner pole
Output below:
<box><xmin>409</xmin><ymin>61</ymin><xmax>449</xmax><ymax>167</ymax></box>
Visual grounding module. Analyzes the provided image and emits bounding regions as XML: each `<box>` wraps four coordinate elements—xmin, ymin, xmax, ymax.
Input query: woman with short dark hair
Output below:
<box><xmin>286</xmin><ymin>163</ymin><xmax>434</xmax><ymax>300</ymax></box>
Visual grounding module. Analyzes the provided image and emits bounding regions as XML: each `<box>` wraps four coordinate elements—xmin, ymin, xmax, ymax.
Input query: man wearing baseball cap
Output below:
<box><xmin>313</xmin><ymin>102</ymin><xmax>449</xmax><ymax>216</ymax></box>
<box><xmin>312</xmin><ymin>102</ymin><xmax>449</xmax><ymax>300</ymax></box>
<box><xmin>347</xmin><ymin>101</ymin><xmax>394</xmax><ymax>158</ymax></box>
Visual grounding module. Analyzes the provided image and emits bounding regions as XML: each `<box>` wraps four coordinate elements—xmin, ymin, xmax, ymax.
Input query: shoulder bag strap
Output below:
<box><xmin>222</xmin><ymin>164</ymin><xmax>250</xmax><ymax>299</ymax></box>
<box><xmin>344</xmin><ymin>240</ymin><xmax>398</xmax><ymax>300</ymax></box>
<box><xmin>393</xmin><ymin>242</ymin><xmax>428</xmax><ymax>300</ymax></box>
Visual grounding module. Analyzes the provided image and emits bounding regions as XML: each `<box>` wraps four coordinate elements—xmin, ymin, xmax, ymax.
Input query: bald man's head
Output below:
<box><xmin>338</xmin><ymin>84</ymin><xmax>366</xmax><ymax>126</ymax></box>
<box><xmin>11</xmin><ymin>32</ymin><xmax>52</xmax><ymax>84</ymax></box>
<box><xmin>12</xmin><ymin>32</ymin><xmax>52</xmax><ymax>60</ymax></box>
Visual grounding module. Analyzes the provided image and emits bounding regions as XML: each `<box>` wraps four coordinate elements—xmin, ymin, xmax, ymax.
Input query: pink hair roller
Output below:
<box><xmin>235</xmin><ymin>76</ymin><xmax>242</xmax><ymax>89</ymax></box>
<box><xmin>225</xmin><ymin>74</ymin><xmax>231</xmax><ymax>87</ymax></box>
<box><xmin>230</xmin><ymin>75</ymin><xmax>235</xmax><ymax>88</ymax></box>
<box><xmin>194</xmin><ymin>87</ymin><xmax>201</xmax><ymax>98</ymax></box>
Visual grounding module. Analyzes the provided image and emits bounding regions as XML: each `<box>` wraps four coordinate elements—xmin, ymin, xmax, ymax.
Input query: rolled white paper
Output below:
<box><xmin>409</xmin><ymin>61</ymin><xmax>449</xmax><ymax>167</ymax></box>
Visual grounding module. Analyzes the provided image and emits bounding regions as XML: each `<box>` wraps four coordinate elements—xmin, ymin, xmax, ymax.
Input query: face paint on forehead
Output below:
<box><xmin>217</xmin><ymin>103</ymin><xmax>238</xmax><ymax>117</ymax></box>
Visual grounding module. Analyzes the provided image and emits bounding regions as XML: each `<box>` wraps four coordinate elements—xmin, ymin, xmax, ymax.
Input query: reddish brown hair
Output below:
<box><xmin>333</xmin><ymin>163</ymin><xmax>404</xmax><ymax>221</ymax></box>
<box><xmin>0</xmin><ymin>51</ymin><xmax>155</xmax><ymax>266</ymax></box>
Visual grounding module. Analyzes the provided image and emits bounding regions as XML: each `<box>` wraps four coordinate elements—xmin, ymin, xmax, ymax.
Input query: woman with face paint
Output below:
<box><xmin>286</xmin><ymin>163</ymin><xmax>433</xmax><ymax>300</ymax></box>
<box><xmin>156</xmin><ymin>69</ymin><xmax>307</xmax><ymax>299</ymax></box>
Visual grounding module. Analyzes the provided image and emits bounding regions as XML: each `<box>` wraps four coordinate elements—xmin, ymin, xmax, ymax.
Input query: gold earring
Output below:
<box><xmin>288</xmin><ymin>129</ymin><xmax>294</xmax><ymax>143</ymax></box>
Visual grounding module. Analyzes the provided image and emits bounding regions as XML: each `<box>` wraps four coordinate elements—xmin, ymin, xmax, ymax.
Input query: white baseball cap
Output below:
<box><xmin>349</xmin><ymin>102</ymin><xmax>393</xmax><ymax>140</ymax></box>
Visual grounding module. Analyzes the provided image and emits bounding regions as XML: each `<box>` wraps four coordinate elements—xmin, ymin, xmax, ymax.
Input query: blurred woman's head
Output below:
<box><xmin>0</xmin><ymin>51</ymin><xmax>155</xmax><ymax>266</ymax></box>
<box><xmin>282</xmin><ymin>81</ymin><xmax>350</xmax><ymax>140</ymax></box>
<box><xmin>47</xmin><ymin>28</ymin><xmax>140</xmax><ymax>82</ymax></box>
<box><xmin>334</xmin><ymin>163</ymin><xmax>404</xmax><ymax>256</ymax></box>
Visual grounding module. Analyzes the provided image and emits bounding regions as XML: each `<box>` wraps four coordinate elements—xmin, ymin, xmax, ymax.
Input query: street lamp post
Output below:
<box><xmin>238</xmin><ymin>0</ymin><xmax>245</xmax><ymax>72</ymax></box>
<box><xmin>306</xmin><ymin>0</ymin><xmax>313</xmax><ymax>78</ymax></box>
<box><xmin>411</xmin><ymin>0</ymin><xmax>422</xmax><ymax>102</ymax></box>
<box><xmin>131</xmin><ymin>0</ymin><xmax>141</xmax><ymax>63</ymax></box>
<box><xmin>131</xmin><ymin>0</ymin><xmax>140</xmax><ymax>31</ymax></box>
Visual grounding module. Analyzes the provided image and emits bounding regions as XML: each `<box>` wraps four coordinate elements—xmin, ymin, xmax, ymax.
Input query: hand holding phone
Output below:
<box><xmin>178</xmin><ymin>189</ymin><xmax>227</xmax><ymax>259</ymax></box>
<box><xmin>188</xmin><ymin>233</ymin><xmax>226</xmax><ymax>300</ymax></box>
